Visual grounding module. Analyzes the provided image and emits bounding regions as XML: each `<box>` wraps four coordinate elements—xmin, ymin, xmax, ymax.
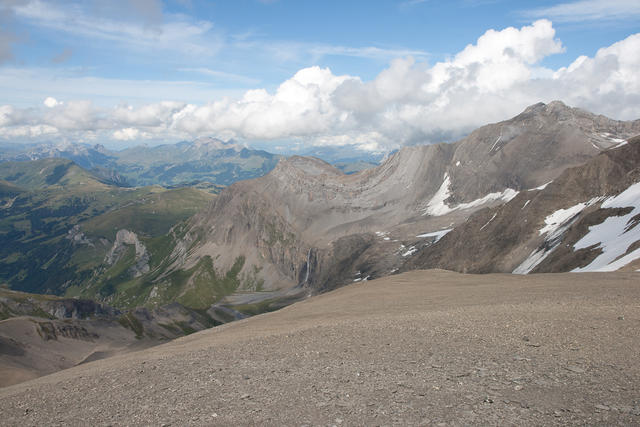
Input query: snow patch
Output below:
<box><xmin>423</xmin><ymin>174</ymin><xmax>452</xmax><ymax>216</ymax></box>
<box><xmin>600</xmin><ymin>133</ymin><xmax>627</xmax><ymax>148</ymax></box>
<box><xmin>402</xmin><ymin>246</ymin><xmax>417</xmax><ymax>257</ymax></box>
<box><xmin>479</xmin><ymin>213</ymin><xmax>497</xmax><ymax>231</ymax></box>
<box><xmin>455</xmin><ymin>161</ymin><xmax>461</xmax><ymax>167</ymax></box>
<box><xmin>538</xmin><ymin>202</ymin><xmax>590</xmax><ymax>235</ymax></box>
<box><xmin>489</xmin><ymin>129</ymin><xmax>502</xmax><ymax>152</ymax></box>
<box><xmin>513</xmin><ymin>247</ymin><xmax>554</xmax><ymax>275</ymax></box>
<box><xmin>423</xmin><ymin>173</ymin><xmax>518</xmax><ymax>217</ymax></box>
<box><xmin>572</xmin><ymin>182</ymin><xmax>640</xmax><ymax>272</ymax></box>
<box><xmin>521</xmin><ymin>200</ymin><xmax>530</xmax><ymax>210</ymax></box>
<box><xmin>514</xmin><ymin>198</ymin><xmax>601</xmax><ymax>274</ymax></box>
<box><xmin>416</xmin><ymin>228</ymin><xmax>452</xmax><ymax>242</ymax></box>
<box><xmin>529</xmin><ymin>181</ymin><xmax>552</xmax><ymax>191</ymax></box>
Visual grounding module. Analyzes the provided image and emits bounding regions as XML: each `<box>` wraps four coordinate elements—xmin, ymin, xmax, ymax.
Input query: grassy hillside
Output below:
<box><xmin>0</xmin><ymin>139</ymin><xmax>282</xmax><ymax>188</ymax></box>
<box><xmin>113</xmin><ymin>144</ymin><xmax>281</xmax><ymax>187</ymax></box>
<box><xmin>0</xmin><ymin>159</ymin><xmax>214</xmax><ymax>300</ymax></box>
<box><xmin>0</xmin><ymin>158</ymin><xmax>271</xmax><ymax>314</ymax></box>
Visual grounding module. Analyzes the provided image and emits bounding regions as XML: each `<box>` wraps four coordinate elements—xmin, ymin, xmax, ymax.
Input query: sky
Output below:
<box><xmin>0</xmin><ymin>0</ymin><xmax>639</xmax><ymax>152</ymax></box>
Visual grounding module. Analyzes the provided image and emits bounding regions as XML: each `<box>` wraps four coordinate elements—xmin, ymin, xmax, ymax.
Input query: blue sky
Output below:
<box><xmin>1</xmin><ymin>0</ymin><xmax>639</xmax><ymax>150</ymax></box>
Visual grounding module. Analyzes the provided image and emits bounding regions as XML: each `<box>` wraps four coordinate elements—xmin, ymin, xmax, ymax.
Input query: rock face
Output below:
<box><xmin>105</xmin><ymin>229</ymin><xmax>150</xmax><ymax>277</ymax></box>
<box><xmin>167</xmin><ymin>101</ymin><xmax>640</xmax><ymax>293</ymax></box>
<box><xmin>405</xmin><ymin>136</ymin><xmax>640</xmax><ymax>274</ymax></box>
<box><xmin>0</xmin><ymin>290</ymin><xmax>119</xmax><ymax>320</ymax></box>
<box><xmin>0</xmin><ymin>288</ymin><xmax>221</xmax><ymax>387</ymax></box>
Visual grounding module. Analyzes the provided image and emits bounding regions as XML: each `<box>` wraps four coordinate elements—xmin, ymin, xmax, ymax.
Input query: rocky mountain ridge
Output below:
<box><xmin>162</xmin><ymin>101</ymin><xmax>640</xmax><ymax>297</ymax></box>
<box><xmin>406</xmin><ymin>135</ymin><xmax>640</xmax><ymax>274</ymax></box>
<box><xmin>0</xmin><ymin>136</ymin><xmax>378</xmax><ymax>188</ymax></box>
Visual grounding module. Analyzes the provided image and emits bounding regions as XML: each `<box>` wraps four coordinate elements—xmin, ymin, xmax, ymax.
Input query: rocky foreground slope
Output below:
<box><xmin>160</xmin><ymin>101</ymin><xmax>640</xmax><ymax>296</ymax></box>
<box><xmin>0</xmin><ymin>270</ymin><xmax>638</xmax><ymax>425</ymax></box>
<box><xmin>0</xmin><ymin>289</ymin><xmax>218</xmax><ymax>387</ymax></box>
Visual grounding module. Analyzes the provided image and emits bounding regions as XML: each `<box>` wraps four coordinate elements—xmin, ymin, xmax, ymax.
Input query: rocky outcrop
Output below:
<box><xmin>0</xmin><ymin>290</ymin><xmax>120</xmax><ymax>321</ymax></box>
<box><xmin>36</xmin><ymin>321</ymin><xmax>98</xmax><ymax>341</ymax></box>
<box><xmin>105</xmin><ymin>229</ymin><xmax>150</xmax><ymax>277</ymax></box>
<box><xmin>65</xmin><ymin>225</ymin><xmax>93</xmax><ymax>246</ymax></box>
<box><xmin>43</xmin><ymin>298</ymin><xmax>120</xmax><ymax>319</ymax></box>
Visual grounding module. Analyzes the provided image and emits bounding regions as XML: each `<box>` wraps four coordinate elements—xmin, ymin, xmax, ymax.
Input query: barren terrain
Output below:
<box><xmin>1</xmin><ymin>270</ymin><xmax>639</xmax><ymax>425</ymax></box>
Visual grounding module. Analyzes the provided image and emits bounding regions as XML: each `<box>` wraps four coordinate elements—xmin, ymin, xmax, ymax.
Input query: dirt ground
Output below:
<box><xmin>1</xmin><ymin>269</ymin><xmax>639</xmax><ymax>426</ymax></box>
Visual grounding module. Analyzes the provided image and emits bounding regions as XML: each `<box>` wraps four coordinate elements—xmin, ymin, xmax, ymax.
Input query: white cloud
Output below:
<box><xmin>43</xmin><ymin>96</ymin><xmax>61</xmax><ymax>108</ymax></box>
<box><xmin>307</xmin><ymin>45</ymin><xmax>429</xmax><ymax>61</ymax></box>
<box><xmin>112</xmin><ymin>102</ymin><xmax>187</xmax><ymax>127</ymax></box>
<box><xmin>12</xmin><ymin>0</ymin><xmax>222</xmax><ymax>56</ymax></box>
<box><xmin>525</xmin><ymin>0</ymin><xmax>640</xmax><ymax>23</ymax></box>
<box><xmin>113</xmin><ymin>127</ymin><xmax>151</xmax><ymax>141</ymax></box>
<box><xmin>245</xmin><ymin>40</ymin><xmax>429</xmax><ymax>66</ymax></box>
<box><xmin>3</xmin><ymin>124</ymin><xmax>58</xmax><ymax>138</ymax></box>
<box><xmin>1</xmin><ymin>20</ymin><xmax>639</xmax><ymax>151</ymax></box>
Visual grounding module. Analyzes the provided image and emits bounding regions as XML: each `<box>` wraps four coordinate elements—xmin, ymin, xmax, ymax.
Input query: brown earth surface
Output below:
<box><xmin>1</xmin><ymin>269</ymin><xmax>639</xmax><ymax>426</ymax></box>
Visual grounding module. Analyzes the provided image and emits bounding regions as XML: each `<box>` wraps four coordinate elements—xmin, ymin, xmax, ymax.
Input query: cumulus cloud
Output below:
<box><xmin>1</xmin><ymin>20</ymin><xmax>639</xmax><ymax>152</ymax></box>
<box><xmin>113</xmin><ymin>128</ymin><xmax>151</xmax><ymax>141</ymax></box>
<box><xmin>43</xmin><ymin>97</ymin><xmax>61</xmax><ymax>108</ymax></box>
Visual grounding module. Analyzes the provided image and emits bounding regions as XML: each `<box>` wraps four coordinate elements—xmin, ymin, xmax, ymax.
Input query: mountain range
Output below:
<box><xmin>2</xmin><ymin>100</ymin><xmax>640</xmax><ymax>388</ymax></box>
<box><xmin>158</xmin><ymin>101</ymin><xmax>640</xmax><ymax>304</ymax></box>
<box><xmin>0</xmin><ymin>137</ymin><xmax>281</xmax><ymax>188</ymax></box>
<box><xmin>3</xmin><ymin>101</ymin><xmax>640</xmax><ymax>307</ymax></box>
<box><xmin>0</xmin><ymin>137</ymin><xmax>378</xmax><ymax>189</ymax></box>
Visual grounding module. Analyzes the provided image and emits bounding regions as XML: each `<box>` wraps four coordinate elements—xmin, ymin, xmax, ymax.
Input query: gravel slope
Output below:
<box><xmin>1</xmin><ymin>270</ymin><xmax>639</xmax><ymax>426</ymax></box>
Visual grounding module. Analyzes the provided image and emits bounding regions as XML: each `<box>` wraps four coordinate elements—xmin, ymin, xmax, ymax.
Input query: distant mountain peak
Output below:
<box><xmin>275</xmin><ymin>155</ymin><xmax>343</xmax><ymax>177</ymax></box>
<box><xmin>520</xmin><ymin>100</ymin><xmax>581</xmax><ymax>117</ymax></box>
<box><xmin>92</xmin><ymin>144</ymin><xmax>109</xmax><ymax>154</ymax></box>
<box><xmin>191</xmin><ymin>137</ymin><xmax>242</xmax><ymax>151</ymax></box>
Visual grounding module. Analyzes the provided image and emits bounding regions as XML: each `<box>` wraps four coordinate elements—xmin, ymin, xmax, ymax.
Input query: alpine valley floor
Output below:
<box><xmin>1</xmin><ymin>270</ymin><xmax>639</xmax><ymax>426</ymax></box>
